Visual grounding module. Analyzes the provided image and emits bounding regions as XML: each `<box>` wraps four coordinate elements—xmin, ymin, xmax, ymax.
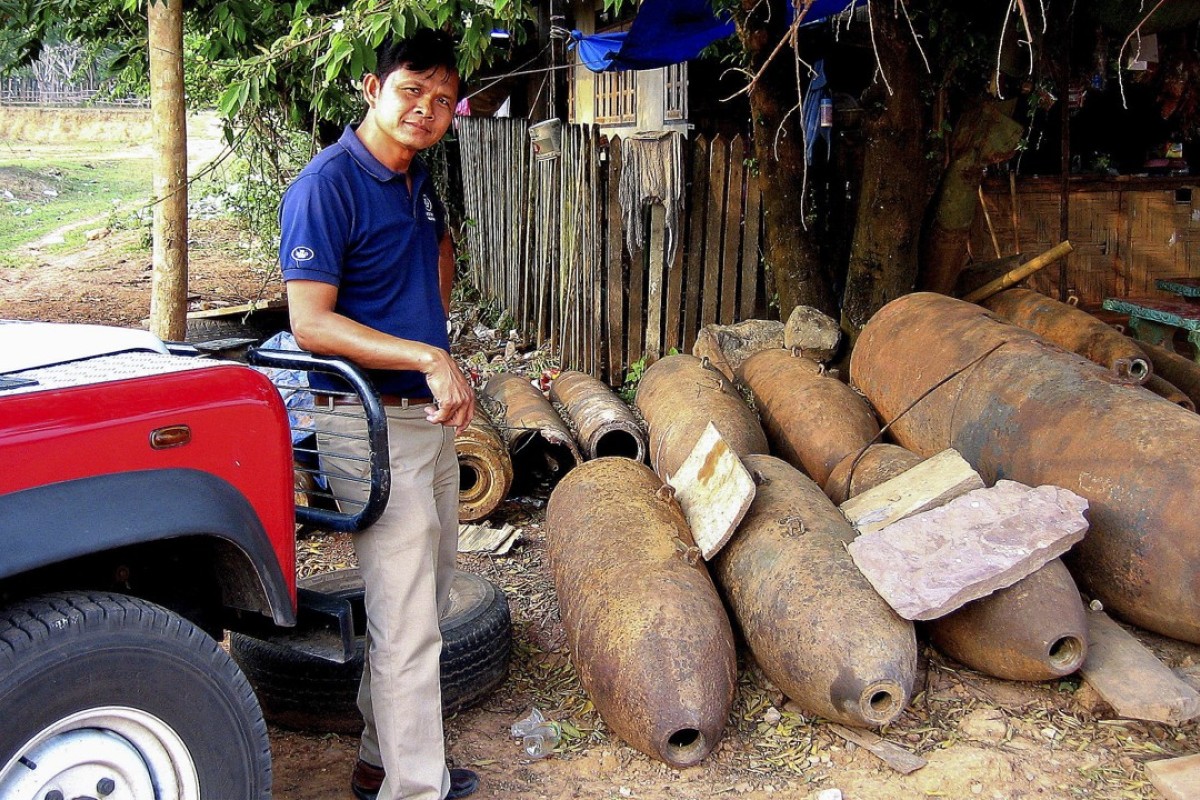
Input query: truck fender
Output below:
<box><xmin>0</xmin><ymin>469</ymin><xmax>295</xmax><ymax>625</ymax></box>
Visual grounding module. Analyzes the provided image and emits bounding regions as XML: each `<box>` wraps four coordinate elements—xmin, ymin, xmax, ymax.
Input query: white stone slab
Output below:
<box><xmin>847</xmin><ymin>480</ymin><xmax>1089</xmax><ymax>621</ymax></box>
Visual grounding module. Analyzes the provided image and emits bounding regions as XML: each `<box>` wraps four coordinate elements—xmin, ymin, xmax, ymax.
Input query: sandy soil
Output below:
<box><xmin>4</xmin><ymin>112</ymin><xmax>1199</xmax><ymax>800</ymax></box>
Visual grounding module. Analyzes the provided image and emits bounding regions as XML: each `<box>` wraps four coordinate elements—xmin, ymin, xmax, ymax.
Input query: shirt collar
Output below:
<box><xmin>339</xmin><ymin>125</ymin><xmax>428</xmax><ymax>187</ymax></box>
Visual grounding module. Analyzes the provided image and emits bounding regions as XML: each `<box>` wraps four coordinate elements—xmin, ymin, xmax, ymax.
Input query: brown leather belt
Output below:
<box><xmin>332</xmin><ymin>394</ymin><xmax>435</xmax><ymax>408</ymax></box>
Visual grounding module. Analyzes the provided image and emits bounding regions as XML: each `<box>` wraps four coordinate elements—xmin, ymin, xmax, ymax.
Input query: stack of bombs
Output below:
<box><xmin>454</xmin><ymin>370</ymin><xmax>646</xmax><ymax>523</ymax></box>
<box><xmin>544</xmin><ymin>289</ymin><xmax>1200</xmax><ymax>769</ymax></box>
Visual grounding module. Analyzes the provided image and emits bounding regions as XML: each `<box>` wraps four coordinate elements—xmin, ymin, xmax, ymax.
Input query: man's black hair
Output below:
<box><xmin>374</xmin><ymin>29</ymin><xmax>459</xmax><ymax>85</ymax></box>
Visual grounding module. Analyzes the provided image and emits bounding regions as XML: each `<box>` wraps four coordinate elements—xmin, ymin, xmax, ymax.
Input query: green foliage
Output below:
<box><xmin>618</xmin><ymin>348</ymin><xmax>677</xmax><ymax>404</ymax></box>
<box><xmin>619</xmin><ymin>355</ymin><xmax>649</xmax><ymax>404</ymax></box>
<box><xmin>3</xmin><ymin>0</ymin><xmax>541</xmax><ymax>146</ymax></box>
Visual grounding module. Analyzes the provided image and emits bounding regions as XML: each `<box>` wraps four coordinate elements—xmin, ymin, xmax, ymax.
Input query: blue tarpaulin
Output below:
<box><xmin>571</xmin><ymin>0</ymin><xmax>862</xmax><ymax>73</ymax></box>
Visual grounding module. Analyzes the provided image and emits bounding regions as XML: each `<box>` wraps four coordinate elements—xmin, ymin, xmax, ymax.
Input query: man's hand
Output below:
<box><xmin>421</xmin><ymin>347</ymin><xmax>475</xmax><ymax>433</ymax></box>
<box><xmin>289</xmin><ymin>280</ymin><xmax>475</xmax><ymax>431</ymax></box>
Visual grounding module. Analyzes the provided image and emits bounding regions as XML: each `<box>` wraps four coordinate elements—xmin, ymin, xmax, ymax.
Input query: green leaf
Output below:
<box><xmin>217</xmin><ymin>79</ymin><xmax>249</xmax><ymax>117</ymax></box>
<box><xmin>412</xmin><ymin>4</ymin><xmax>434</xmax><ymax>29</ymax></box>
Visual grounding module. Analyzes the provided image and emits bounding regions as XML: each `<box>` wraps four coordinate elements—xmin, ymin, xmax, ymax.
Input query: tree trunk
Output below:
<box><xmin>920</xmin><ymin>100</ymin><xmax>1023</xmax><ymax>294</ymax></box>
<box><xmin>839</xmin><ymin>2</ymin><xmax>934</xmax><ymax>345</ymax></box>
<box><xmin>737</xmin><ymin>0</ymin><xmax>836</xmax><ymax>319</ymax></box>
<box><xmin>148</xmin><ymin>0</ymin><xmax>188</xmax><ymax>341</ymax></box>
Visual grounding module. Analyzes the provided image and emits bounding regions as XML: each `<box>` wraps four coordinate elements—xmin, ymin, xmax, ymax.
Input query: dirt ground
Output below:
<box><xmin>4</xmin><ymin>115</ymin><xmax>1200</xmax><ymax>800</ymax></box>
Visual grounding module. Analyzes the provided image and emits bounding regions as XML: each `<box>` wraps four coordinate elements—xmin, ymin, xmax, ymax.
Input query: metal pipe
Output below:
<box><xmin>549</xmin><ymin>369</ymin><xmax>647</xmax><ymax>461</ymax></box>
<box><xmin>482</xmin><ymin>371</ymin><xmax>582</xmax><ymax>480</ymax></box>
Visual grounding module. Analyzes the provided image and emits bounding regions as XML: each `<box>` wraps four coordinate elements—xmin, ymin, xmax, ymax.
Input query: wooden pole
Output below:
<box><xmin>1057</xmin><ymin>3</ymin><xmax>1072</xmax><ymax>302</ymax></box>
<box><xmin>147</xmin><ymin>0</ymin><xmax>188</xmax><ymax>341</ymax></box>
<box><xmin>962</xmin><ymin>241</ymin><xmax>1074</xmax><ymax>304</ymax></box>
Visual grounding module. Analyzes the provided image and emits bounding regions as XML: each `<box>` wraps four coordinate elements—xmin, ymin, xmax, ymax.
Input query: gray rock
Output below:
<box><xmin>691</xmin><ymin>319</ymin><xmax>785</xmax><ymax>381</ymax></box>
<box><xmin>847</xmin><ymin>480</ymin><xmax>1089</xmax><ymax>621</ymax></box>
<box><xmin>783</xmin><ymin>306</ymin><xmax>841</xmax><ymax>362</ymax></box>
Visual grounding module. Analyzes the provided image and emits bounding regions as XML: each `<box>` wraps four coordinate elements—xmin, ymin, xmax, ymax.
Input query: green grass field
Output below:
<box><xmin>0</xmin><ymin>152</ymin><xmax>152</xmax><ymax>264</ymax></box>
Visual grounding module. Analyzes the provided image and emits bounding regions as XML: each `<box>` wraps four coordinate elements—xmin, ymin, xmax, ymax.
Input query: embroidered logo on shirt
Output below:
<box><xmin>291</xmin><ymin>246</ymin><xmax>315</xmax><ymax>262</ymax></box>
<box><xmin>423</xmin><ymin>196</ymin><xmax>437</xmax><ymax>222</ymax></box>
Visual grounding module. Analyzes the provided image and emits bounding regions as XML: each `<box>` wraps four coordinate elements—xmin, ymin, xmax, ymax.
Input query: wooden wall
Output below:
<box><xmin>971</xmin><ymin>177</ymin><xmax>1200</xmax><ymax>306</ymax></box>
<box><xmin>457</xmin><ymin>118</ymin><xmax>770</xmax><ymax>385</ymax></box>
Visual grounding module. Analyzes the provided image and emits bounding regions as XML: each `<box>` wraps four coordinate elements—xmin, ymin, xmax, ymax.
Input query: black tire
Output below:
<box><xmin>230</xmin><ymin>568</ymin><xmax>512</xmax><ymax>734</ymax></box>
<box><xmin>0</xmin><ymin>591</ymin><xmax>270</xmax><ymax>800</ymax></box>
<box><xmin>185</xmin><ymin>312</ymin><xmax>287</xmax><ymax>344</ymax></box>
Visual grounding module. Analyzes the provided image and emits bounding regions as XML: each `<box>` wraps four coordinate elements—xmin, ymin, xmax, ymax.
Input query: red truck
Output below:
<box><xmin>0</xmin><ymin>320</ymin><xmax>509</xmax><ymax>799</ymax></box>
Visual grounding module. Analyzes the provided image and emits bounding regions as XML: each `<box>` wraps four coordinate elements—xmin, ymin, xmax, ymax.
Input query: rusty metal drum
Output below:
<box><xmin>983</xmin><ymin>288</ymin><xmax>1151</xmax><ymax>384</ymax></box>
<box><xmin>737</xmin><ymin>348</ymin><xmax>880</xmax><ymax>487</ymax></box>
<box><xmin>455</xmin><ymin>407</ymin><xmax>514</xmax><ymax>523</ymax></box>
<box><xmin>824</xmin><ymin>443</ymin><xmax>924</xmax><ymax>505</ymax></box>
<box><xmin>929</xmin><ymin>558</ymin><xmax>1088</xmax><ymax>681</ymax></box>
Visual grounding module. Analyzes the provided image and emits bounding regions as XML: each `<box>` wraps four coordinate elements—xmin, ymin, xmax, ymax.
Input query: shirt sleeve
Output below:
<box><xmin>278</xmin><ymin>173</ymin><xmax>352</xmax><ymax>286</ymax></box>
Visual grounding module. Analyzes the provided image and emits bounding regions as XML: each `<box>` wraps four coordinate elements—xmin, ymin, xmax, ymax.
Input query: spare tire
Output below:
<box><xmin>230</xmin><ymin>568</ymin><xmax>511</xmax><ymax>734</ymax></box>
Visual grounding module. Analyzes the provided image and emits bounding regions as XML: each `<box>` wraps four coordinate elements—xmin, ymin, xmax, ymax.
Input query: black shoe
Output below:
<box><xmin>350</xmin><ymin>760</ymin><xmax>479</xmax><ymax>800</ymax></box>
<box><xmin>448</xmin><ymin>768</ymin><xmax>480</xmax><ymax>800</ymax></box>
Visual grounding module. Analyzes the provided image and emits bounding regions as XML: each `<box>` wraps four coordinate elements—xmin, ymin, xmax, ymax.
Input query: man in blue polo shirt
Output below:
<box><xmin>278</xmin><ymin>29</ymin><xmax>477</xmax><ymax>800</ymax></box>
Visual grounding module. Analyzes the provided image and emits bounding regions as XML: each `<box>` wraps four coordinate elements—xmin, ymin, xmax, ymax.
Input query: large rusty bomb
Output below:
<box><xmin>851</xmin><ymin>292</ymin><xmax>1200</xmax><ymax>643</ymax></box>
<box><xmin>545</xmin><ymin>457</ymin><xmax>737</xmax><ymax>766</ymax></box>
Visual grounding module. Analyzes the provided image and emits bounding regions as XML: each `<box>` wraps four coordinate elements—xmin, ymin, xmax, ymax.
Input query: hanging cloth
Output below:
<box><xmin>619</xmin><ymin>132</ymin><xmax>684</xmax><ymax>264</ymax></box>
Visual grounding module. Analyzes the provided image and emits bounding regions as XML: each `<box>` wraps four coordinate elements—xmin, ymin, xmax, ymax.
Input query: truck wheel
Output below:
<box><xmin>0</xmin><ymin>591</ymin><xmax>270</xmax><ymax>800</ymax></box>
<box><xmin>230</xmin><ymin>568</ymin><xmax>512</xmax><ymax>734</ymax></box>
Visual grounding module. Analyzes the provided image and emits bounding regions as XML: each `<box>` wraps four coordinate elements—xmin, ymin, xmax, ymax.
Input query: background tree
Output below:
<box><xmin>4</xmin><ymin>0</ymin><xmax>1194</xmax><ymax>345</ymax></box>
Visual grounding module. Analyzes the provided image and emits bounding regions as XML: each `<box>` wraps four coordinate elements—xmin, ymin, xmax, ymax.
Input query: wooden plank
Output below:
<box><xmin>740</xmin><ymin>168</ymin><xmax>762</xmax><ymax>321</ymax></box>
<box><xmin>682</xmin><ymin>134</ymin><xmax>710</xmax><ymax>353</ymax></box>
<box><xmin>645</xmin><ymin>203</ymin><xmax>667</xmax><ymax>362</ymax></box>
<box><xmin>720</xmin><ymin>136</ymin><xmax>746</xmax><ymax>324</ymax></box>
<box><xmin>826</xmin><ymin>724</ymin><xmax>926</xmax><ymax>775</ymax></box>
<box><xmin>666</xmin><ymin>422</ymin><xmax>756</xmax><ymax>561</ymax></box>
<box><xmin>606</xmin><ymin>137</ymin><xmax>626</xmax><ymax>385</ymax></box>
<box><xmin>665</xmin><ymin>195</ymin><xmax>685</xmax><ymax>355</ymax></box>
<box><xmin>187</xmin><ymin>297</ymin><xmax>287</xmax><ymax>319</ymax></box>
<box><xmin>1147</xmin><ymin>754</ymin><xmax>1200</xmax><ymax>800</ymax></box>
<box><xmin>839</xmin><ymin>449</ymin><xmax>985</xmax><ymax>536</ymax></box>
<box><xmin>702</xmin><ymin>135</ymin><xmax>728</xmax><ymax>330</ymax></box>
<box><xmin>1080</xmin><ymin>610</ymin><xmax>1200</xmax><ymax>724</ymax></box>
<box><xmin>588</xmin><ymin>125</ymin><xmax>603</xmax><ymax>377</ymax></box>
<box><xmin>627</xmin><ymin>204</ymin><xmax>647</xmax><ymax>374</ymax></box>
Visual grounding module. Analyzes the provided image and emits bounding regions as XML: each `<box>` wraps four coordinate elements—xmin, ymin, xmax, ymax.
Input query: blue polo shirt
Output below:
<box><xmin>279</xmin><ymin>125</ymin><xmax>449</xmax><ymax>398</ymax></box>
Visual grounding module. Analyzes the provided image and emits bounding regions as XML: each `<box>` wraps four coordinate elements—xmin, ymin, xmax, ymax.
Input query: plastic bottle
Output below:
<box><xmin>510</xmin><ymin>707</ymin><xmax>561</xmax><ymax>759</ymax></box>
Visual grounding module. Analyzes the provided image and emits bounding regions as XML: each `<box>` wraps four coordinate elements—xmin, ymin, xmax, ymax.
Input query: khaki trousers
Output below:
<box><xmin>319</xmin><ymin>404</ymin><xmax>459</xmax><ymax>800</ymax></box>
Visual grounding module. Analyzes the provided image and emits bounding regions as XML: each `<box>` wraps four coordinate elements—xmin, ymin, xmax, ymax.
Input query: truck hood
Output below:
<box><xmin>0</xmin><ymin>320</ymin><xmax>169</xmax><ymax>374</ymax></box>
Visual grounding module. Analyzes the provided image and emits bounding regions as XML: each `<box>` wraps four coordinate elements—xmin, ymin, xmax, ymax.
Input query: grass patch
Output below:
<box><xmin>0</xmin><ymin>157</ymin><xmax>152</xmax><ymax>258</ymax></box>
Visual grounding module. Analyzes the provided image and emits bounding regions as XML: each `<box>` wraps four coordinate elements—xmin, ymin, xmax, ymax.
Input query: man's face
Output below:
<box><xmin>365</xmin><ymin>64</ymin><xmax>459</xmax><ymax>154</ymax></box>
